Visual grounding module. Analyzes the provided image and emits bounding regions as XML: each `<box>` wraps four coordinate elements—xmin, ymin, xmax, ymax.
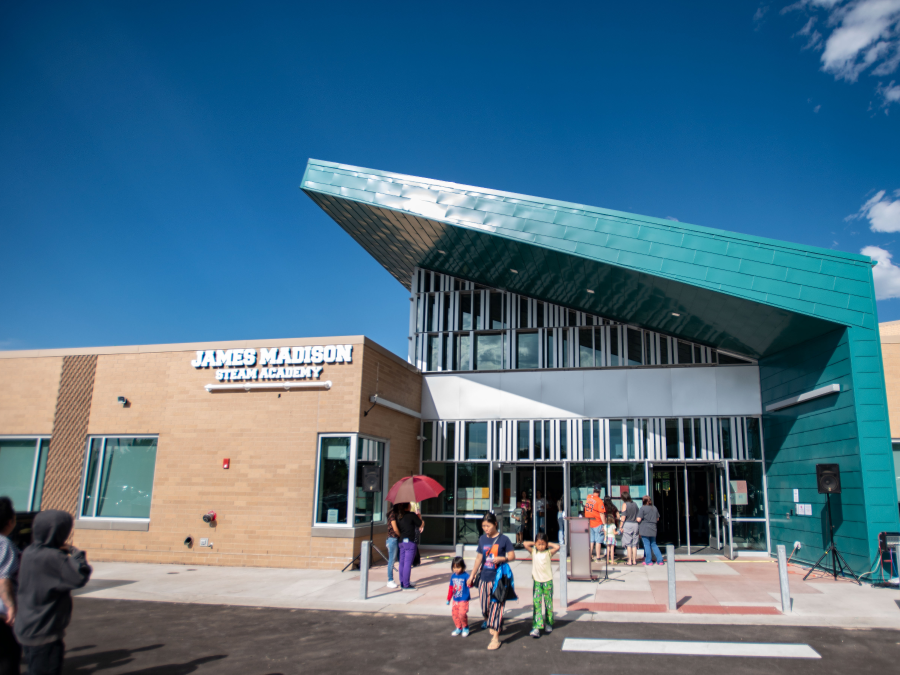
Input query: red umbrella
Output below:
<box><xmin>386</xmin><ymin>475</ymin><xmax>445</xmax><ymax>504</ymax></box>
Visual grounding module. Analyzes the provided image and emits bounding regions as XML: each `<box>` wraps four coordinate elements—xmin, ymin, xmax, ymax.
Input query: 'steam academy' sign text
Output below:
<box><xmin>191</xmin><ymin>345</ymin><xmax>352</xmax><ymax>382</ymax></box>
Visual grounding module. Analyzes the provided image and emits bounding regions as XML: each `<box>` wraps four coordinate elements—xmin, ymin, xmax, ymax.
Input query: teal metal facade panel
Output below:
<box><xmin>302</xmin><ymin>159</ymin><xmax>900</xmax><ymax>575</ymax></box>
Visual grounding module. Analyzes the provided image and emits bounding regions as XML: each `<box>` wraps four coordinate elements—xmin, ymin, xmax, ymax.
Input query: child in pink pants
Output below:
<box><xmin>446</xmin><ymin>557</ymin><xmax>470</xmax><ymax>637</ymax></box>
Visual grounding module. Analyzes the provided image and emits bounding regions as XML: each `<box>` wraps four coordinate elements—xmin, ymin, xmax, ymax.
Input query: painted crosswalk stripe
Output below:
<box><xmin>562</xmin><ymin>638</ymin><xmax>820</xmax><ymax>659</ymax></box>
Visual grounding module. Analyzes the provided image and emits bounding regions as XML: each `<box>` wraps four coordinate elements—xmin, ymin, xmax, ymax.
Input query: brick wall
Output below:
<box><xmin>0</xmin><ymin>338</ymin><xmax>423</xmax><ymax>570</ymax></box>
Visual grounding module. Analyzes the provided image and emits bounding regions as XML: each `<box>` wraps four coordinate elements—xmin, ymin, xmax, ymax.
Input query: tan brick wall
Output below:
<box><xmin>42</xmin><ymin>338</ymin><xmax>423</xmax><ymax>570</ymax></box>
<box><xmin>882</xmin><ymin>341</ymin><xmax>900</xmax><ymax>438</ymax></box>
<box><xmin>0</xmin><ymin>356</ymin><xmax>61</xmax><ymax>434</ymax></box>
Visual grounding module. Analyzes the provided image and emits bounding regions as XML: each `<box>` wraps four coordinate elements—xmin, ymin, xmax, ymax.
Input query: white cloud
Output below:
<box><xmin>781</xmin><ymin>1</ymin><xmax>900</xmax><ymax>107</ymax></box>
<box><xmin>665</xmin><ymin>216</ymin><xmax>680</xmax><ymax>221</ymax></box>
<box><xmin>848</xmin><ymin>189</ymin><xmax>900</xmax><ymax>231</ymax></box>
<box><xmin>861</xmin><ymin>245</ymin><xmax>900</xmax><ymax>298</ymax></box>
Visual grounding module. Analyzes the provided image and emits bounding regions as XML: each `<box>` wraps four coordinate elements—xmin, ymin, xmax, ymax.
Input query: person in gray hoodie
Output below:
<box><xmin>14</xmin><ymin>510</ymin><xmax>91</xmax><ymax>675</ymax></box>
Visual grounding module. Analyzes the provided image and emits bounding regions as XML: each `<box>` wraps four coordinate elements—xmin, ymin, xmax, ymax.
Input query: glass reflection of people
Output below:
<box><xmin>535</xmin><ymin>490</ymin><xmax>546</xmax><ymax>533</ymax></box>
<box><xmin>517</xmin><ymin>491</ymin><xmax>531</xmax><ymax>546</ymax></box>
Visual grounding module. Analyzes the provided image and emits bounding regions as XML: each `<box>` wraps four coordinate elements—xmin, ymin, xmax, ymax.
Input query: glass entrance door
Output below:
<box><xmin>652</xmin><ymin>465</ymin><xmax>682</xmax><ymax>547</ymax></box>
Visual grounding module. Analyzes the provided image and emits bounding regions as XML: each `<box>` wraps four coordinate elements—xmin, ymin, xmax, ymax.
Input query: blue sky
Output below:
<box><xmin>2</xmin><ymin>1</ymin><xmax>899</xmax><ymax>359</ymax></box>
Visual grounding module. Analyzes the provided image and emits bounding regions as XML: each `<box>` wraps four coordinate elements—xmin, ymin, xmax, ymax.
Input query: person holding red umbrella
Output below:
<box><xmin>386</xmin><ymin>475</ymin><xmax>446</xmax><ymax>590</ymax></box>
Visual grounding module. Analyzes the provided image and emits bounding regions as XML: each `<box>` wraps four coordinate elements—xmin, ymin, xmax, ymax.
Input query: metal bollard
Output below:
<box><xmin>559</xmin><ymin>547</ymin><xmax>568</xmax><ymax>615</ymax></box>
<box><xmin>456</xmin><ymin>543</ymin><xmax>464</xmax><ymax>559</ymax></box>
<box><xmin>359</xmin><ymin>541</ymin><xmax>371</xmax><ymax>600</ymax></box>
<box><xmin>666</xmin><ymin>544</ymin><xmax>676</xmax><ymax>611</ymax></box>
<box><xmin>776</xmin><ymin>545</ymin><xmax>791</xmax><ymax>614</ymax></box>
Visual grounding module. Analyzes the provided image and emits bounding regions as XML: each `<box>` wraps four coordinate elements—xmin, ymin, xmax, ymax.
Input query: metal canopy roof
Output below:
<box><xmin>301</xmin><ymin>159</ymin><xmax>877</xmax><ymax>359</ymax></box>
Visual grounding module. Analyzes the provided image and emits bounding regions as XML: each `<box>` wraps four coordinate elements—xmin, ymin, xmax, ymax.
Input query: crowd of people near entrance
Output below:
<box><xmin>383</xmin><ymin>488</ymin><xmax>662</xmax><ymax>651</ymax></box>
<box><xmin>585</xmin><ymin>486</ymin><xmax>665</xmax><ymax>565</ymax></box>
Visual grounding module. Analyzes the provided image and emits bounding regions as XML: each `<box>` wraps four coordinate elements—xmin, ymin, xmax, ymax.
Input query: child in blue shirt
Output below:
<box><xmin>446</xmin><ymin>556</ymin><xmax>470</xmax><ymax>636</ymax></box>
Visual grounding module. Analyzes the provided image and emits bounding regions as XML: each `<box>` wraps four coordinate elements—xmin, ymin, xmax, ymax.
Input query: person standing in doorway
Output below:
<box><xmin>396</xmin><ymin>503</ymin><xmax>423</xmax><ymax>589</ymax></box>
<box><xmin>0</xmin><ymin>498</ymin><xmax>21</xmax><ymax>675</ymax></box>
<box><xmin>15</xmin><ymin>510</ymin><xmax>92</xmax><ymax>675</ymax></box>
<box><xmin>385</xmin><ymin>503</ymin><xmax>401</xmax><ymax>589</ymax></box>
<box><xmin>619</xmin><ymin>492</ymin><xmax>640</xmax><ymax>565</ymax></box>
<box><xmin>535</xmin><ymin>491</ymin><xmax>546</xmax><ymax>533</ymax></box>
<box><xmin>468</xmin><ymin>512</ymin><xmax>516</xmax><ymax>651</ymax></box>
<box><xmin>556</xmin><ymin>496</ymin><xmax>566</xmax><ymax>546</ymax></box>
<box><xmin>584</xmin><ymin>486</ymin><xmax>605</xmax><ymax>561</ymax></box>
<box><xmin>517</xmin><ymin>491</ymin><xmax>531</xmax><ymax>547</ymax></box>
<box><xmin>637</xmin><ymin>495</ymin><xmax>664</xmax><ymax>566</ymax></box>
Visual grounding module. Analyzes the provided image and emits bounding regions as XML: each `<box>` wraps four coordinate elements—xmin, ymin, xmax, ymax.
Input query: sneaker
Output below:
<box><xmin>644</xmin><ymin>562</ymin><xmax>651</xmax><ymax>566</ymax></box>
<box><xmin>451</xmin><ymin>628</ymin><xmax>462</xmax><ymax>636</ymax></box>
<box><xmin>657</xmin><ymin>562</ymin><xmax>665</xmax><ymax>566</ymax></box>
<box><xmin>544</xmin><ymin>625</ymin><xmax>553</xmax><ymax>634</ymax></box>
<box><xmin>461</xmin><ymin>628</ymin><xmax>470</xmax><ymax>637</ymax></box>
<box><xmin>530</xmin><ymin>629</ymin><xmax>541</xmax><ymax>638</ymax></box>
<box><xmin>386</xmin><ymin>581</ymin><xmax>398</xmax><ymax>589</ymax></box>
<box><xmin>405</xmin><ymin>584</ymin><xmax>416</xmax><ymax>590</ymax></box>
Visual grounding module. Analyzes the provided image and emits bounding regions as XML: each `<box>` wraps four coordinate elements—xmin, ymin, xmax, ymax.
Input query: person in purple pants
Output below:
<box><xmin>395</xmin><ymin>503</ymin><xmax>423</xmax><ymax>589</ymax></box>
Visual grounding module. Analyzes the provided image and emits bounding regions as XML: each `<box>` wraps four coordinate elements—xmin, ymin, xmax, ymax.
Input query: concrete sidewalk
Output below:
<box><xmin>76</xmin><ymin>552</ymin><xmax>900</xmax><ymax>629</ymax></box>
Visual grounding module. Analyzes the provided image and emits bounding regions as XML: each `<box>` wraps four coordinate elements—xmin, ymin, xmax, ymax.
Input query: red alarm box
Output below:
<box><xmin>223</xmin><ymin>458</ymin><xmax>230</xmax><ymax>469</ymax></box>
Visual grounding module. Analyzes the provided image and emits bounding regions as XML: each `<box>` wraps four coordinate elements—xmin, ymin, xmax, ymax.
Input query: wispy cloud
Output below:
<box><xmin>780</xmin><ymin>1</ymin><xmax>900</xmax><ymax>110</ymax></box>
<box><xmin>847</xmin><ymin>189</ymin><xmax>900</xmax><ymax>231</ymax></box>
<box><xmin>665</xmin><ymin>216</ymin><xmax>680</xmax><ymax>221</ymax></box>
<box><xmin>861</xmin><ymin>245</ymin><xmax>900</xmax><ymax>298</ymax></box>
<box><xmin>754</xmin><ymin>3</ymin><xmax>772</xmax><ymax>29</ymax></box>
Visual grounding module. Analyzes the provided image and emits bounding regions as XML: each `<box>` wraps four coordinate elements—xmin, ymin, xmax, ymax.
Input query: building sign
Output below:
<box><xmin>191</xmin><ymin>345</ymin><xmax>353</xmax><ymax>382</ymax></box>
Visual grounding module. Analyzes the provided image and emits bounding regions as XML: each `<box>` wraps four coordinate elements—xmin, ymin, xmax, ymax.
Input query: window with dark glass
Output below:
<box><xmin>355</xmin><ymin>438</ymin><xmax>385</xmax><ymax>524</ymax></box>
<box><xmin>677</xmin><ymin>340</ymin><xmax>693</xmax><ymax>364</ymax></box>
<box><xmin>579</xmin><ymin>328</ymin><xmax>593</xmax><ymax>367</ymax></box>
<box><xmin>0</xmin><ymin>438</ymin><xmax>49</xmax><ymax>512</ymax></box>
<box><xmin>516</xmin><ymin>331</ymin><xmax>539</xmax><ymax>369</ymax></box>
<box><xmin>517</xmin><ymin>421</ymin><xmax>530</xmax><ymax>460</ymax></box>
<box><xmin>465</xmin><ymin>422</ymin><xmax>488</xmax><ymax>460</ymax></box>
<box><xmin>490</xmin><ymin>292</ymin><xmax>505</xmax><ymax>329</ymax></box>
<box><xmin>422</xmin><ymin>423</ymin><xmax>433</xmax><ymax>461</ymax></box>
<box><xmin>315</xmin><ymin>436</ymin><xmax>351</xmax><ymax>524</ymax></box>
<box><xmin>81</xmin><ymin>437</ymin><xmax>158</xmax><ymax>519</ymax></box>
<box><xmin>665</xmin><ymin>419</ymin><xmax>680</xmax><ymax>459</ymax></box>
<box><xmin>609</xmin><ymin>419</ymin><xmax>624</xmax><ymax>459</ymax></box>
<box><xmin>475</xmin><ymin>333</ymin><xmax>503</xmax><ymax>370</ymax></box>
<box><xmin>460</xmin><ymin>292</ymin><xmax>473</xmax><ymax>331</ymax></box>
<box><xmin>533</xmin><ymin>421</ymin><xmax>543</xmax><ymax>460</ymax></box>
<box><xmin>454</xmin><ymin>334</ymin><xmax>470</xmax><ymax>370</ymax></box>
<box><xmin>546</xmin><ymin>332</ymin><xmax>555</xmax><ymax>368</ymax></box>
<box><xmin>719</xmin><ymin>418</ymin><xmax>733</xmax><ymax>459</ymax></box>
<box><xmin>627</xmin><ymin>328</ymin><xmax>644</xmax><ymax>366</ymax></box>
<box><xmin>609</xmin><ymin>328</ymin><xmax>620</xmax><ymax>366</ymax></box>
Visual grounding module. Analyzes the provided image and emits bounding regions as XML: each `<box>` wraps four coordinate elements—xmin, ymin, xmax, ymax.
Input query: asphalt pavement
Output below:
<box><xmin>57</xmin><ymin>597</ymin><xmax>900</xmax><ymax>675</ymax></box>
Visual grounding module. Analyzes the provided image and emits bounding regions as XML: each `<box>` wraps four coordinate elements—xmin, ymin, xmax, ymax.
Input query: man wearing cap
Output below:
<box><xmin>584</xmin><ymin>485</ymin><xmax>606</xmax><ymax>562</ymax></box>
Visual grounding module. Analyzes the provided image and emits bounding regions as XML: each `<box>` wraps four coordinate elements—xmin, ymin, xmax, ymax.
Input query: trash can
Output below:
<box><xmin>567</xmin><ymin>516</ymin><xmax>595</xmax><ymax>581</ymax></box>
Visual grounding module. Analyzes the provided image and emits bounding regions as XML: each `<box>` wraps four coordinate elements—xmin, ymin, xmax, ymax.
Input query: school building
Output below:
<box><xmin>0</xmin><ymin>158</ymin><xmax>898</xmax><ymax>574</ymax></box>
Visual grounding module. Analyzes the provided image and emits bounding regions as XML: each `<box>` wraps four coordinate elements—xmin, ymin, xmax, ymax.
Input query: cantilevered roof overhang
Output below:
<box><xmin>301</xmin><ymin>159</ymin><xmax>877</xmax><ymax>360</ymax></box>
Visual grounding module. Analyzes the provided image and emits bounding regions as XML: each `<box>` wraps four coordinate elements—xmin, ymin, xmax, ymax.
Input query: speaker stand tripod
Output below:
<box><xmin>803</xmin><ymin>492</ymin><xmax>861</xmax><ymax>585</ymax></box>
<box><xmin>597</xmin><ymin>544</ymin><xmax>625</xmax><ymax>585</ymax></box>
<box><xmin>342</xmin><ymin>519</ymin><xmax>389</xmax><ymax>573</ymax></box>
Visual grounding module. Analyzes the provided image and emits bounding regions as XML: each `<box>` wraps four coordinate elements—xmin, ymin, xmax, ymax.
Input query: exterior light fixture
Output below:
<box><xmin>671</xmin><ymin>312</ymin><xmax>680</xmax><ymax>317</ymax></box>
<box><xmin>117</xmin><ymin>396</ymin><xmax>128</xmax><ymax>407</ymax></box>
<box><xmin>510</xmin><ymin>269</ymin><xmax>518</xmax><ymax>273</ymax></box>
<box><xmin>586</xmin><ymin>289</ymin><xmax>595</xmax><ymax>294</ymax></box>
<box><xmin>437</xmin><ymin>249</ymin><xmax>446</xmax><ymax>254</ymax></box>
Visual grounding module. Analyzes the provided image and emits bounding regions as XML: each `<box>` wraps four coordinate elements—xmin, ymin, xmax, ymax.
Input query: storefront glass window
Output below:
<box><xmin>517</xmin><ymin>332</ymin><xmax>539</xmax><ymax>369</ymax></box>
<box><xmin>609</xmin><ymin>328</ymin><xmax>620</xmax><ymax>366</ymax></box>
<box><xmin>421</xmin><ymin>463</ymin><xmax>454</xmax><ymax>515</ymax></box>
<box><xmin>316</xmin><ymin>436</ymin><xmax>351</xmax><ymax>525</ymax></box>
<box><xmin>728</xmin><ymin>462</ymin><xmax>765</xmax><ymax>518</ymax></box>
<box><xmin>465</xmin><ymin>422</ymin><xmax>488</xmax><ymax>460</ymax></box>
<box><xmin>611</xmin><ymin>462</ymin><xmax>646</xmax><ymax>509</ymax></box>
<box><xmin>570</xmin><ymin>463</ymin><xmax>608</xmax><ymax>517</ymax></box>
<box><xmin>475</xmin><ymin>333</ymin><xmax>503</xmax><ymax>370</ymax></box>
<box><xmin>731</xmin><ymin>520</ymin><xmax>767</xmax><ymax>551</ymax></box>
<box><xmin>456</xmin><ymin>463</ymin><xmax>490</xmax><ymax>515</ymax></box>
<box><xmin>421</xmin><ymin>517</ymin><xmax>455</xmax><ymax>545</ymax></box>
<box><xmin>0</xmin><ymin>438</ymin><xmax>49</xmax><ymax>512</ymax></box>
<box><xmin>720</xmin><ymin>418</ymin><xmax>733</xmax><ymax>459</ymax></box>
<box><xmin>80</xmin><ymin>437</ymin><xmax>158</xmax><ymax>519</ymax></box>
<box><xmin>354</xmin><ymin>438</ymin><xmax>384</xmax><ymax>525</ymax></box>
